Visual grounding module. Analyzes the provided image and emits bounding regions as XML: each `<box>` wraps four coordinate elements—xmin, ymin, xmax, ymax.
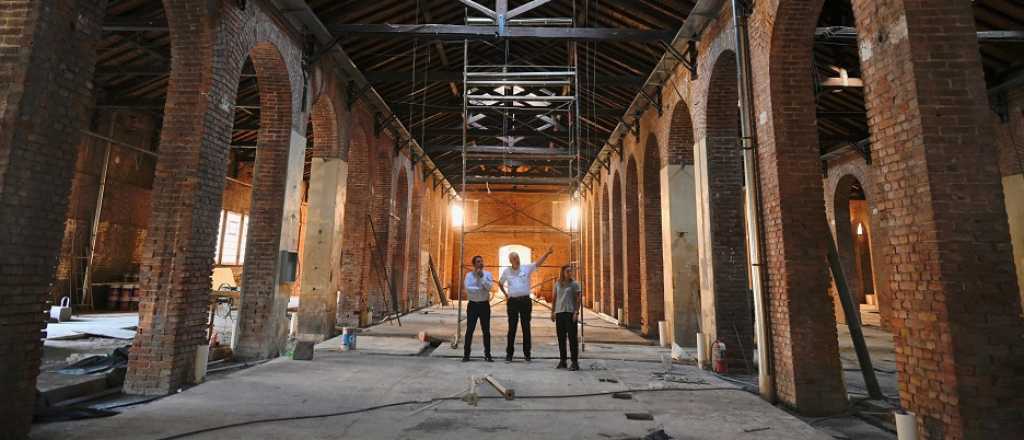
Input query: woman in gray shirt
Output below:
<box><xmin>551</xmin><ymin>264</ymin><xmax>582</xmax><ymax>370</ymax></box>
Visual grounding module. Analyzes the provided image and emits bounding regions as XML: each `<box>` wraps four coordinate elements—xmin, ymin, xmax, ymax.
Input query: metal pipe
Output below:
<box><xmin>731</xmin><ymin>0</ymin><xmax>774</xmax><ymax>402</ymax></box>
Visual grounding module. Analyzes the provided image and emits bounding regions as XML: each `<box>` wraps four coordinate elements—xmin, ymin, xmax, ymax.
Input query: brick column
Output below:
<box><xmin>852</xmin><ymin>1</ymin><xmax>1024</xmax><ymax>437</ymax></box>
<box><xmin>662</xmin><ymin>102</ymin><xmax>700</xmax><ymax>347</ymax></box>
<box><xmin>746</xmin><ymin>0</ymin><xmax>849</xmax><ymax>414</ymax></box>
<box><xmin>297</xmin><ymin>97</ymin><xmax>345</xmax><ymax>342</ymax></box>
<box><xmin>624</xmin><ymin>160</ymin><xmax>644</xmax><ymax>331</ymax></box>
<box><xmin>124</xmin><ymin>1</ymin><xmax>232</xmax><ymax>394</ymax></box>
<box><xmin>695</xmin><ymin>51</ymin><xmax>752</xmax><ymax>373</ymax></box>
<box><xmin>0</xmin><ymin>2</ymin><xmax>106</xmax><ymax>435</ymax></box>
<box><xmin>640</xmin><ymin>140</ymin><xmax>666</xmax><ymax>340</ymax></box>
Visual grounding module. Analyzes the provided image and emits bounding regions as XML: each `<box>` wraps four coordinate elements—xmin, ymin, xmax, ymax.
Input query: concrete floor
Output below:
<box><xmin>32</xmin><ymin>303</ymin><xmax>895</xmax><ymax>439</ymax></box>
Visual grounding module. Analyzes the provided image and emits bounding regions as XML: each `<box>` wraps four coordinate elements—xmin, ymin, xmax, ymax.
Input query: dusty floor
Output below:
<box><xmin>32</xmin><ymin>303</ymin><xmax>896</xmax><ymax>439</ymax></box>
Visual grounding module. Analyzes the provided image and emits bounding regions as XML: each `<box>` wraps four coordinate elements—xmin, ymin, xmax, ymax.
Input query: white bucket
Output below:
<box><xmin>194</xmin><ymin>344</ymin><xmax>210</xmax><ymax>384</ymax></box>
<box><xmin>895</xmin><ymin>411</ymin><xmax>917</xmax><ymax>440</ymax></box>
<box><xmin>657</xmin><ymin>321</ymin><xmax>669</xmax><ymax>347</ymax></box>
<box><xmin>696</xmin><ymin>332</ymin><xmax>707</xmax><ymax>369</ymax></box>
<box><xmin>49</xmin><ymin>296</ymin><xmax>72</xmax><ymax>322</ymax></box>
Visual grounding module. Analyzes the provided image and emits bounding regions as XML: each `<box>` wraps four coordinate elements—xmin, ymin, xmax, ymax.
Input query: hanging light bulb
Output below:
<box><xmin>856</xmin><ymin>222</ymin><xmax>864</xmax><ymax>236</ymax></box>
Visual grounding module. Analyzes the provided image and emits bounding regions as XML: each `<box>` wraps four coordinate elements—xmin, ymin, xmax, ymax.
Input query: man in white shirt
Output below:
<box><xmin>498</xmin><ymin>246</ymin><xmax>553</xmax><ymax>362</ymax></box>
<box><xmin>462</xmin><ymin>255</ymin><xmax>494</xmax><ymax>362</ymax></box>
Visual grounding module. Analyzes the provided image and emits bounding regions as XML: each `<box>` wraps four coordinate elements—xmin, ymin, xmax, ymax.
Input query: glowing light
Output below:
<box><xmin>566</xmin><ymin>205</ymin><xmax>580</xmax><ymax>231</ymax></box>
<box><xmin>856</xmin><ymin>222</ymin><xmax>864</xmax><ymax>236</ymax></box>
<box><xmin>451</xmin><ymin>204</ymin><xmax>464</xmax><ymax>228</ymax></box>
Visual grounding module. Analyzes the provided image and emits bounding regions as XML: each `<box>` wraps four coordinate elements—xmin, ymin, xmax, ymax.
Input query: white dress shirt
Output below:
<box><xmin>499</xmin><ymin>264</ymin><xmax>536</xmax><ymax>298</ymax></box>
<box><xmin>464</xmin><ymin>271</ymin><xmax>493</xmax><ymax>302</ymax></box>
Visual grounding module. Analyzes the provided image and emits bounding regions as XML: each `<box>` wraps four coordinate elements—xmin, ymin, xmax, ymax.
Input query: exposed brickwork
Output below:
<box><xmin>697</xmin><ymin>48</ymin><xmax>753</xmax><ymax>373</ymax></box>
<box><xmin>639</xmin><ymin>137</ymin><xmax>666</xmax><ymax>338</ymax></box>
<box><xmin>297</xmin><ymin>94</ymin><xmax>344</xmax><ymax>340</ymax></box>
<box><xmin>337</xmin><ymin>113</ymin><xmax>373</xmax><ymax>327</ymax></box>
<box><xmin>850</xmin><ymin>0</ymin><xmax>1024</xmax><ymax>436</ymax></box>
<box><xmin>667</xmin><ymin>103</ymin><xmax>695</xmax><ymax>166</ymax></box>
<box><xmin>0</xmin><ymin>1</ymin><xmax>107</xmax><ymax>435</ymax></box>
<box><xmin>127</xmin><ymin>1</ymin><xmax>304</xmax><ymax>392</ymax></box>
<box><xmin>623</xmin><ymin>158</ymin><xmax>644</xmax><ymax>331</ymax></box>
<box><xmin>600</xmin><ymin>186</ymin><xmax>612</xmax><ymax>315</ymax></box>
<box><xmin>233</xmin><ymin>39</ymin><xmax>300</xmax><ymax>360</ymax></box>
<box><xmin>387</xmin><ymin>166</ymin><xmax>411</xmax><ymax>312</ymax></box>
<box><xmin>744</xmin><ymin>0</ymin><xmax>848</xmax><ymax>412</ymax></box>
<box><xmin>611</xmin><ymin>172</ymin><xmax>625</xmax><ymax>318</ymax></box>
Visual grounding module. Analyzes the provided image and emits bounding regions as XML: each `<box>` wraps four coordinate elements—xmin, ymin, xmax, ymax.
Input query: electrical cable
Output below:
<box><xmin>151</xmin><ymin>386</ymin><xmax>747</xmax><ymax>440</ymax></box>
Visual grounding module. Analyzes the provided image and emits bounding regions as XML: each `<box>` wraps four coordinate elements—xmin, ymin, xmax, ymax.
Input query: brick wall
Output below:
<box><xmin>623</xmin><ymin>158</ymin><xmax>644</xmax><ymax>331</ymax></box>
<box><xmin>0</xmin><ymin>1</ymin><xmax>107</xmax><ymax>435</ymax></box>
<box><xmin>54</xmin><ymin>111</ymin><xmax>159</xmax><ymax>302</ymax></box>
<box><xmin>454</xmin><ymin>190</ymin><xmax>573</xmax><ymax>303</ymax></box>
<box><xmin>850</xmin><ymin>0</ymin><xmax>1024</xmax><ymax>436</ymax></box>
<box><xmin>640</xmin><ymin>136</ymin><xmax>666</xmax><ymax>338</ymax></box>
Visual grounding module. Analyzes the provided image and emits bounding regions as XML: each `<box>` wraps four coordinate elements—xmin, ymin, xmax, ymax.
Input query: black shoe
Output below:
<box><xmin>485</xmin><ymin>356</ymin><xmax>494</xmax><ymax>362</ymax></box>
<box><xmin>556</xmin><ymin>361</ymin><xmax>567</xmax><ymax>369</ymax></box>
<box><xmin>568</xmin><ymin>363</ymin><xmax>579</xmax><ymax>371</ymax></box>
<box><xmin>461</xmin><ymin>356</ymin><xmax>470</xmax><ymax>362</ymax></box>
<box><xmin>524</xmin><ymin>355</ymin><xmax>532</xmax><ymax>362</ymax></box>
<box><xmin>505</xmin><ymin>355</ymin><xmax>513</xmax><ymax>362</ymax></box>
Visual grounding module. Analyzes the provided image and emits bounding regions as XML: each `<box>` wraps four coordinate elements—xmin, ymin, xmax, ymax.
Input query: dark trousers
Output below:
<box><xmin>555</xmin><ymin>312</ymin><xmax>579</xmax><ymax>363</ymax></box>
<box><xmin>464</xmin><ymin>301</ymin><xmax>491</xmax><ymax>358</ymax></box>
<box><xmin>506</xmin><ymin>296</ymin><xmax>532</xmax><ymax>357</ymax></box>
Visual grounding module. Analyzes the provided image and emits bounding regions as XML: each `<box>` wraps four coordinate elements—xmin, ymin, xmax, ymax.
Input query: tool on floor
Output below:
<box><xmin>481</xmin><ymin>375</ymin><xmax>515</xmax><ymax>400</ymax></box>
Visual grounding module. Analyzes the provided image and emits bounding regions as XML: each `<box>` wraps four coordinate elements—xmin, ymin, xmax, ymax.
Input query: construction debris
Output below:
<box><xmin>481</xmin><ymin>375</ymin><xmax>515</xmax><ymax>400</ymax></box>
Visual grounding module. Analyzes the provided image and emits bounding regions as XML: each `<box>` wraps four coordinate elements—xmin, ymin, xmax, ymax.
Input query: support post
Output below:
<box><xmin>825</xmin><ymin>230</ymin><xmax>883</xmax><ymax>399</ymax></box>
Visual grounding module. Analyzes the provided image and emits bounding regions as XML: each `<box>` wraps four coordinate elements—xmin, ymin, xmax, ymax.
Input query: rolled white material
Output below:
<box><xmin>289</xmin><ymin>313</ymin><xmax>299</xmax><ymax>337</ymax></box>
<box><xmin>895</xmin><ymin>411</ymin><xmax>917</xmax><ymax>440</ymax></box>
<box><xmin>194</xmin><ymin>344</ymin><xmax>210</xmax><ymax>384</ymax></box>
<box><xmin>617</xmin><ymin>308</ymin><xmax>624</xmax><ymax>325</ymax></box>
<box><xmin>696</xmin><ymin>332</ymin><xmax>707</xmax><ymax>369</ymax></box>
<box><xmin>658</xmin><ymin>321</ymin><xmax>669</xmax><ymax>347</ymax></box>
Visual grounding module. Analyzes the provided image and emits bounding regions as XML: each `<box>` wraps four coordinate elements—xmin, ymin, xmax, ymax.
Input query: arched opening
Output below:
<box><xmin>612</xmin><ymin>171</ymin><xmax>625</xmax><ymax>322</ymax></box>
<box><xmin>665</xmin><ymin>100</ymin><xmax>700</xmax><ymax>347</ymax></box>
<box><xmin>624</xmin><ymin>157</ymin><xmax>643</xmax><ymax>331</ymax></box>
<box><xmin>231</xmin><ymin>42</ymin><xmax>295</xmax><ymax>360</ymax></box>
<box><xmin>294</xmin><ymin>93</ymin><xmax>343</xmax><ymax>340</ymax></box>
<box><xmin>699</xmin><ymin>49</ymin><xmax>752</xmax><ymax>372</ymax></box>
<box><xmin>499</xmin><ymin>245</ymin><xmax>533</xmax><ymax>282</ymax></box>
<box><xmin>390</xmin><ymin>168</ymin><xmax>411</xmax><ymax>313</ymax></box>
<box><xmin>338</xmin><ymin>120</ymin><xmax>374</xmax><ymax>327</ymax></box>
<box><xmin>600</xmin><ymin>185</ymin><xmax>611</xmax><ymax>315</ymax></box>
<box><xmin>640</xmin><ymin>138</ymin><xmax>666</xmax><ymax>339</ymax></box>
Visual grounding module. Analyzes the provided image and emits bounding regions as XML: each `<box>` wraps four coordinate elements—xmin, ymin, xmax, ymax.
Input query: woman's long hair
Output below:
<box><xmin>558</xmin><ymin>264</ymin><xmax>573</xmax><ymax>285</ymax></box>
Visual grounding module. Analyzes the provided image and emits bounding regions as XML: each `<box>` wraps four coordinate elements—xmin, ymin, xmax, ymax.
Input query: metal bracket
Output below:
<box><xmin>661</xmin><ymin>40</ymin><xmax>698</xmax><ymax>79</ymax></box>
<box><xmin>853</xmin><ymin>138</ymin><xmax>871</xmax><ymax>165</ymax></box>
<box><xmin>638</xmin><ymin>86</ymin><xmax>662</xmax><ymax>117</ymax></box>
<box><xmin>346</xmin><ymin>81</ymin><xmax>372</xmax><ymax>110</ymax></box>
<box><xmin>375</xmin><ymin>112</ymin><xmax>400</xmax><ymax>137</ymax></box>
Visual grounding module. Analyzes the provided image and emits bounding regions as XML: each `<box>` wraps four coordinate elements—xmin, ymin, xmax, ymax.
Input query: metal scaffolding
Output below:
<box><xmin>453</xmin><ymin>1</ymin><xmax>585</xmax><ymax>351</ymax></box>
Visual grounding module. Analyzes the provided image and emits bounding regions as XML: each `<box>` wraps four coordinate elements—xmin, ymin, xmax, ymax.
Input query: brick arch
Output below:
<box><xmin>697</xmin><ymin>48</ymin><xmax>752</xmax><ymax>372</ymax></box>
<box><xmin>337</xmin><ymin>110</ymin><xmax>374</xmax><ymax>326</ymax></box>
<box><xmin>611</xmin><ymin>171</ymin><xmax>625</xmax><ymax>320</ymax></box>
<box><xmin>668</xmin><ymin>100</ymin><xmax>695</xmax><ymax>166</ymax></box>
<box><xmin>756</xmin><ymin>0</ymin><xmax>848</xmax><ymax>415</ymax></box>
<box><xmin>309</xmin><ymin>94</ymin><xmax>340</xmax><ymax>159</ymax></box>
<box><xmin>232</xmin><ymin>41</ymin><xmax>296</xmax><ymax>360</ymax></box>
<box><xmin>600</xmin><ymin>183</ymin><xmax>611</xmax><ymax>315</ymax></box>
<box><xmin>389</xmin><ymin>165</ymin><xmax>411</xmax><ymax>312</ymax></box>
<box><xmin>624</xmin><ymin>156</ymin><xmax>643</xmax><ymax>330</ymax></box>
<box><xmin>640</xmin><ymin>136</ymin><xmax>665</xmax><ymax>337</ymax></box>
